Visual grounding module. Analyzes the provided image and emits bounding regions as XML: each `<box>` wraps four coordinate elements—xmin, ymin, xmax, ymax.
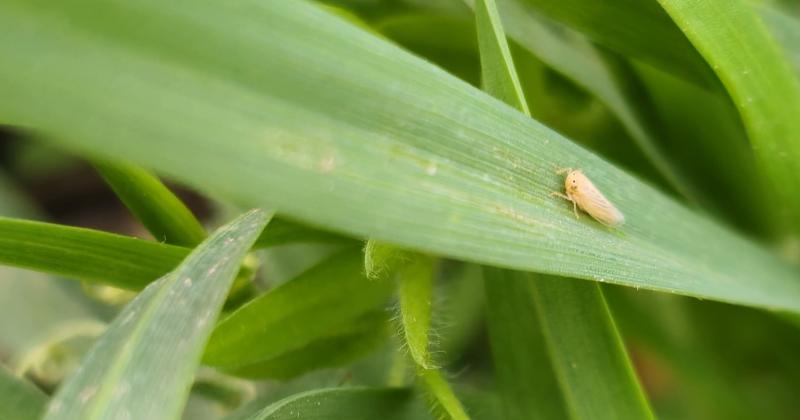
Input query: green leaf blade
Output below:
<box><xmin>656</xmin><ymin>0</ymin><xmax>800</xmax><ymax>233</ymax></box>
<box><xmin>204</xmin><ymin>247</ymin><xmax>393</xmax><ymax>372</ymax></box>
<box><xmin>531</xmin><ymin>277</ymin><xmax>654</xmax><ymax>420</ymax></box>
<box><xmin>224</xmin><ymin>314</ymin><xmax>390</xmax><ymax>380</ymax></box>
<box><xmin>475</xmin><ymin>3</ymin><xmax>652</xmax><ymax>416</ymax></box>
<box><xmin>43</xmin><ymin>209</ymin><xmax>268</xmax><ymax>420</ymax></box>
<box><xmin>93</xmin><ymin>160</ymin><xmax>207</xmax><ymax>246</ymax></box>
<box><xmin>475</xmin><ymin>0</ymin><xmax>529</xmax><ymax>114</ymax></box>
<box><xmin>483</xmin><ymin>269</ymin><xmax>568</xmax><ymax>420</ymax></box>
<box><xmin>0</xmin><ymin>217</ymin><xmax>189</xmax><ymax>289</ymax></box>
<box><xmin>2</xmin><ymin>0</ymin><xmax>800</xmax><ymax>312</ymax></box>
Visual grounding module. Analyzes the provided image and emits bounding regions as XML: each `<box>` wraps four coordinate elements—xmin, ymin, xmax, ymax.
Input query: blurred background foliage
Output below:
<box><xmin>1</xmin><ymin>0</ymin><xmax>800</xmax><ymax>419</ymax></box>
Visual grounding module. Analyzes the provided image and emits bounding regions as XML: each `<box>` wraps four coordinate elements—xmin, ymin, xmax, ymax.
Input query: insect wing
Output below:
<box><xmin>573</xmin><ymin>175</ymin><xmax>625</xmax><ymax>226</ymax></box>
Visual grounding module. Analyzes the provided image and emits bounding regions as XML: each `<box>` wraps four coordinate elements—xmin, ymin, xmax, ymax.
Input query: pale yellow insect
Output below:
<box><xmin>551</xmin><ymin>168</ymin><xmax>625</xmax><ymax>227</ymax></box>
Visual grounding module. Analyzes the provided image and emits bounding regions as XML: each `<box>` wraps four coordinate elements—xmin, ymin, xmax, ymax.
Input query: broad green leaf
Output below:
<box><xmin>531</xmin><ymin>276</ymin><xmax>654</xmax><ymax>420</ymax></box>
<box><xmin>205</xmin><ymin>248</ymin><xmax>394</xmax><ymax>371</ymax></box>
<box><xmin>224</xmin><ymin>314</ymin><xmax>390</xmax><ymax>380</ymax></box>
<box><xmin>0</xmin><ymin>217</ymin><xmax>189</xmax><ymax>289</ymax></box>
<box><xmin>233</xmin><ymin>387</ymin><xmax>421</xmax><ymax>420</ymax></box>
<box><xmin>3</xmin><ymin>1</ymin><xmax>800</xmax><ymax>312</ymax></box>
<box><xmin>93</xmin><ymin>160</ymin><xmax>207</xmax><ymax>246</ymax></box>
<box><xmin>483</xmin><ymin>269</ymin><xmax>567</xmax><ymax>420</ymax></box>
<box><xmin>0</xmin><ymin>366</ymin><xmax>47</xmax><ymax>420</ymax></box>
<box><xmin>656</xmin><ymin>0</ymin><xmax>800</xmax><ymax>234</ymax></box>
<box><xmin>396</xmin><ymin>254</ymin><xmax>435</xmax><ymax>368</ymax></box>
<box><xmin>43</xmin><ymin>209</ymin><xmax>267</xmax><ymax>420</ymax></box>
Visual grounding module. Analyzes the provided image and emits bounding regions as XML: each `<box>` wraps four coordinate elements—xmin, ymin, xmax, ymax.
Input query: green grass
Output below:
<box><xmin>0</xmin><ymin>0</ymin><xmax>799</xmax><ymax>418</ymax></box>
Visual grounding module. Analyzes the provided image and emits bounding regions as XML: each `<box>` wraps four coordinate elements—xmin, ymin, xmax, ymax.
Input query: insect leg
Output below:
<box><xmin>572</xmin><ymin>200</ymin><xmax>579</xmax><ymax>219</ymax></box>
<box><xmin>550</xmin><ymin>191</ymin><xmax>571</xmax><ymax>201</ymax></box>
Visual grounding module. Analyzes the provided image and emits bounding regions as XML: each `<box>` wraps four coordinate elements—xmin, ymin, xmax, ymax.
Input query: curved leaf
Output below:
<box><xmin>43</xmin><ymin>209</ymin><xmax>267</xmax><ymax>420</ymax></box>
<box><xmin>93</xmin><ymin>160</ymin><xmax>207</xmax><ymax>246</ymax></box>
<box><xmin>656</xmin><ymin>0</ymin><xmax>800</xmax><ymax>234</ymax></box>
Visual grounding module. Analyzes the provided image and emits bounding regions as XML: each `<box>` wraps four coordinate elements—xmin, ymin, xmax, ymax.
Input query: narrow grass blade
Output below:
<box><xmin>656</xmin><ymin>0</ymin><xmax>800</xmax><ymax>234</ymax></box>
<box><xmin>204</xmin><ymin>247</ymin><xmax>393</xmax><ymax>370</ymax></box>
<box><xmin>0</xmin><ymin>366</ymin><xmax>47</xmax><ymax>420</ymax></box>
<box><xmin>475</xmin><ymin>0</ymin><xmax>528</xmax><ymax>113</ymax></box>
<box><xmin>531</xmin><ymin>277</ymin><xmax>654</xmax><ymax>420</ymax></box>
<box><xmin>42</xmin><ymin>209</ymin><xmax>267</xmax><ymax>420</ymax></box>
<box><xmin>234</xmin><ymin>387</ymin><xmax>420</xmax><ymax>420</ymax></box>
<box><xmin>3</xmin><ymin>0</ymin><xmax>800</xmax><ymax>312</ymax></box>
<box><xmin>483</xmin><ymin>269</ymin><xmax>568</xmax><ymax>420</ymax></box>
<box><xmin>475</xmin><ymin>3</ymin><xmax>652</xmax><ymax>417</ymax></box>
<box><xmin>93</xmin><ymin>160</ymin><xmax>207</xmax><ymax>246</ymax></box>
<box><xmin>0</xmin><ymin>217</ymin><xmax>189</xmax><ymax>289</ymax></box>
